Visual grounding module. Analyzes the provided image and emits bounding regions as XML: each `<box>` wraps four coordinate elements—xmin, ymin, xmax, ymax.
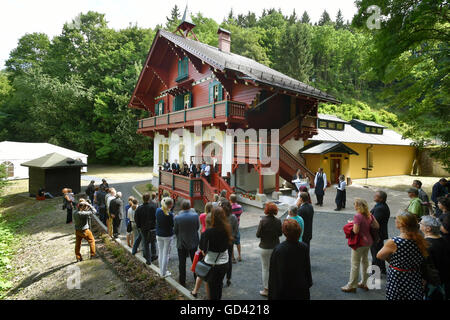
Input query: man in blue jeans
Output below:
<box><xmin>132</xmin><ymin>193</ymin><xmax>157</xmax><ymax>264</ymax></box>
<box><xmin>174</xmin><ymin>200</ymin><xmax>200</xmax><ymax>287</ymax></box>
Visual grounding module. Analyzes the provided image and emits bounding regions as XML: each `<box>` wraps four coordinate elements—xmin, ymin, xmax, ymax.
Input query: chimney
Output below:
<box><xmin>217</xmin><ymin>28</ymin><xmax>231</xmax><ymax>53</ymax></box>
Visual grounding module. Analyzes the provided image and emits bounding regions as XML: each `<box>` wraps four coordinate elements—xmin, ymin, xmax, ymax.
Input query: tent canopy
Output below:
<box><xmin>0</xmin><ymin>141</ymin><xmax>87</xmax><ymax>160</ymax></box>
<box><xmin>21</xmin><ymin>153</ymin><xmax>86</xmax><ymax>169</ymax></box>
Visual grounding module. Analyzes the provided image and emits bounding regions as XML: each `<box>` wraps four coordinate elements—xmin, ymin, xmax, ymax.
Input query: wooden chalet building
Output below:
<box><xmin>129</xmin><ymin>7</ymin><xmax>339</xmax><ymax>206</ymax></box>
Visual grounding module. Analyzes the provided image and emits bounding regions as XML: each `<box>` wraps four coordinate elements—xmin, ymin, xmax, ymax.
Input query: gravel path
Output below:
<box><xmin>5</xmin><ymin>198</ymin><xmax>134</xmax><ymax>300</ymax></box>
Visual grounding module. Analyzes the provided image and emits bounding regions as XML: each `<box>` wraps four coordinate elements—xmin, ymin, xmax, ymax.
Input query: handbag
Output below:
<box><xmin>369</xmin><ymin>214</ymin><xmax>380</xmax><ymax>243</ymax></box>
<box><xmin>190</xmin><ymin>250</ymin><xmax>203</xmax><ymax>273</ymax></box>
<box><xmin>127</xmin><ymin>220</ymin><xmax>132</xmax><ymax>233</ymax></box>
<box><xmin>195</xmin><ymin>242</ymin><xmax>221</xmax><ymax>281</ymax></box>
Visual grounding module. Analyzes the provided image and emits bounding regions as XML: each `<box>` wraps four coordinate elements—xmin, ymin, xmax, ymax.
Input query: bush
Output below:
<box><xmin>146</xmin><ymin>183</ymin><xmax>155</xmax><ymax>191</ymax></box>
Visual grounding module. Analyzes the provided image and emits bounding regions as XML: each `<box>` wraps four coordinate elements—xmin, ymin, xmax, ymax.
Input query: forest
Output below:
<box><xmin>0</xmin><ymin>0</ymin><xmax>448</xmax><ymax>169</ymax></box>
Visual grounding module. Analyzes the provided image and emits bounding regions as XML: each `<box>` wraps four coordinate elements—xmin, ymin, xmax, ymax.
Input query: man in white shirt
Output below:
<box><xmin>204</xmin><ymin>163</ymin><xmax>211</xmax><ymax>183</ymax></box>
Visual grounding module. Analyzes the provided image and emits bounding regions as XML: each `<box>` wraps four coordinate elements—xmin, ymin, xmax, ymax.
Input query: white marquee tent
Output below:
<box><xmin>0</xmin><ymin>141</ymin><xmax>88</xmax><ymax>180</ymax></box>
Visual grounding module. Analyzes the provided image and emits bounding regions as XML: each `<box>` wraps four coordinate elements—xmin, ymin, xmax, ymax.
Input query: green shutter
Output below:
<box><xmin>183</xmin><ymin>57</ymin><xmax>188</xmax><ymax>76</ymax></box>
<box><xmin>160</xmin><ymin>100</ymin><xmax>164</xmax><ymax>114</ymax></box>
<box><xmin>208</xmin><ymin>83</ymin><xmax>213</xmax><ymax>103</ymax></box>
<box><xmin>218</xmin><ymin>84</ymin><xmax>223</xmax><ymax>101</ymax></box>
<box><xmin>155</xmin><ymin>103</ymin><xmax>158</xmax><ymax>116</ymax></box>
<box><xmin>189</xmin><ymin>92</ymin><xmax>193</xmax><ymax>108</ymax></box>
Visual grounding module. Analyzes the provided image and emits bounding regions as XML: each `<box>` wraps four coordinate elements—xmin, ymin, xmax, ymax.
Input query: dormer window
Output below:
<box><xmin>176</xmin><ymin>56</ymin><xmax>189</xmax><ymax>82</ymax></box>
<box><xmin>364</xmin><ymin>125</ymin><xmax>383</xmax><ymax>134</ymax></box>
<box><xmin>318</xmin><ymin>120</ymin><xmax>345</xmax><ymax>131</ymax></box>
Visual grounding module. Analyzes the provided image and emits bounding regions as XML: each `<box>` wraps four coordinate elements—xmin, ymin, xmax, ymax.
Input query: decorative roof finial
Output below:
<box><xmin>175</xmin><ymin>3</ymin><xmax>198</xmax><ymax>40</ymax></box>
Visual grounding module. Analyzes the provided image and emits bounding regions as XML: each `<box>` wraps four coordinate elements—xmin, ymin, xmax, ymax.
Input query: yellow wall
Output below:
<box><xmin>304</xmin><ymin>143</ymin><xmax>416</xmax><ymax>182</ymax></box>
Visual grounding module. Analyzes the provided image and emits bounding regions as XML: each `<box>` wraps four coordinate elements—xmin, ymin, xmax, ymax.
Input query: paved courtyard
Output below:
<box><xmin>100</xmin><ymin>179</ymin><xmax>399</xmax><ymax>300</ymax></box>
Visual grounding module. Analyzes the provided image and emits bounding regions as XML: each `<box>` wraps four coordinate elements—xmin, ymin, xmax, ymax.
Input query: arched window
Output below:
<box><xmin>1</xmin><ymin>161</ymin><xmax>14</xmax><ymax>178</ymax></box>
<box><xmin>179</xmin><ymin>144</ymin><xmax>185</xmax><ymax>164</ymax></box>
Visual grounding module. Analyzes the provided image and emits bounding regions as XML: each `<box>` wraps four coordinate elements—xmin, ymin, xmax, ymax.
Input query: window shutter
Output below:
<box><xmin>161</xmin><ymin>100</ymin><xmax>164</xmax><ymax>114</ymax></box>
<box><xmin>208</xmin><ymin>83</ymin><xmax>213</xmax><ymax>103</ymax></box>
<box><xmin>189</xmin><ymin>92</ymin><xmax>193</xmax><ymax>108</ymax></box>
<box><xmin>155</xmin><ymin>103</ymin><xmax>158</xmax><ymax>116</ymax></box>
<box><xmin>173</xmin><ymin>96</ymin><xmax>176</xmax><ymax>111</ymax></box>
<box><xmin>218</xmin><ymin>84</ymin><xmax>223</xmax><ymax>101</ymax></box>
<box><xmin>183</xmin><ymin>57</ymin><xmax>188</xmax><ymax>76</ymax></box>
<box><xmin>178</xmin><ymin>60</ymin><xmax>181</xmax><ymax>77</ymax></box>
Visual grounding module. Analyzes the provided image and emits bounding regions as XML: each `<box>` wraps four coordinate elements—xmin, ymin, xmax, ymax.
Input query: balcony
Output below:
<box><xmin>137</xmin><ymin>100</ymin><xmax>247</xmax><ymax>133</ymax></box>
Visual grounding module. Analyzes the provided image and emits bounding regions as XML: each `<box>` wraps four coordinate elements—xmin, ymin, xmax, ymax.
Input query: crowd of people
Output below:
<box><xmin>161</xmin><ymin>159</ymin><xmax>216</xmax><ymax>183</ymax></box>
<box><xmin>63</xmin><ymin>175</ymin><xmax>449</xmax><ymax>301</ymax></box>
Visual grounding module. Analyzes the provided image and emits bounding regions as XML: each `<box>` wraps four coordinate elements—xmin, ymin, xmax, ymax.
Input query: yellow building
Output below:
<box><xmin>301</xmin><ymin>114</ymin><xmax>416</xmax><ymax>185</ymax></box>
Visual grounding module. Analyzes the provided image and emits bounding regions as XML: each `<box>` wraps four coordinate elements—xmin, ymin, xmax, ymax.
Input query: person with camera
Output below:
<box><xmin>73</xmin><ymin>199</ymin><xmax>97</xmax><ymax>262</ymax></box>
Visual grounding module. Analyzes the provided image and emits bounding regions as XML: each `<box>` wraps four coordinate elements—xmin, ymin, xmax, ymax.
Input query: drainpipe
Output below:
<box><xmin>365</xmin><ymin>144</ymin><xmax>373</xmax><ymax>185</ymax></box>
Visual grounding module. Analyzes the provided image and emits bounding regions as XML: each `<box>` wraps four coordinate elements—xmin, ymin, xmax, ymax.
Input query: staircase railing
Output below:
<box><xmin>279</xmin><ymin>115</ymin><xmax>301</xmax><ymax>143</ymax></box>
<box><xmin>201</xmin><ymin>176</ymin><xmax>216</xmax><ymax>203</ymax></box>
<box><xmin>279</xmin><ymin>145</ymin><xmax>315</xmax><ymax>182</ymax></box>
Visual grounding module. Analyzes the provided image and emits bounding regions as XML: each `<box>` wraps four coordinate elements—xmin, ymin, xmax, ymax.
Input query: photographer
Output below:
<box><xmin>73</xmin><ymin>198</ymin><xmax>97</xmax><ymax>262</ymax></box>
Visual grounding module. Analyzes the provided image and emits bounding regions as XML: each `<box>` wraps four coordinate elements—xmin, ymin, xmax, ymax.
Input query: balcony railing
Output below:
<box><xmin>159</xmin><ymin>170</ymin><xmax>203</xmax><ymax>198</ymax></box>
<box><xmin>138</xmin><ymin>100</ymin><xmax>247</xmax><ymax>130</ymax></box>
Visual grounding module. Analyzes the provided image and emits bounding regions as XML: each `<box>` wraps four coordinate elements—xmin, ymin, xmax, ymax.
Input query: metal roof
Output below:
<box><xmin>158</xmin><ymin>29</ymin><xmax>339</xmax><ymax>104</ymax></box>
<box><xmin>300</xmin><ymin>142</ymin><xmax>359</xmax><ymax>155</ymax></box>
<box><xmin>21</xmin><ymin>153</ymin><xmax>86</xmax><ymax>168</ymax></box>
<box><xmin>318</xmin><ymin>113</ymin><xmax>349</xmax><ymax>123</ymax></box>
<box><xmin>309</xmin><ymin>125</ymin><xmax>413</xmax><ymax>146</ymax></box>
<box><xmin>350</xmin><ymin>119</ymin><xmax>386</xmax><ymax>128</ymax></box>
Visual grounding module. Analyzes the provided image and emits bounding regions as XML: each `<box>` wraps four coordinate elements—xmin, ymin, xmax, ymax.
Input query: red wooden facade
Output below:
<box><xmin>129</xmin><ymin>17</ymin><xmax>338</xmax><ymax>204</ymax></box>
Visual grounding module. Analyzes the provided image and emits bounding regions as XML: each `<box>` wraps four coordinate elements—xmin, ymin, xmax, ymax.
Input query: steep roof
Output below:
<box><xmin>21</xmin><ymin>153</ymin><xmax>86</xmax><ymax>169</ymax></box>
<box><xmin>0</xmin><ymin>141</ymin><xmax>87</xmax><ymax>161</ymax></box>
<box><xmin>157</xmin><ymin>29</ymin><xmax>339</xmax><ymax>104</ymax></box>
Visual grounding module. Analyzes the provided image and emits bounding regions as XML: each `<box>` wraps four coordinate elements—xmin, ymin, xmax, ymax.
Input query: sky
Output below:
<box><xmin>0</xmin><ymin>0</ymin><xmax>359</xmax><ymax>69</ymax></box>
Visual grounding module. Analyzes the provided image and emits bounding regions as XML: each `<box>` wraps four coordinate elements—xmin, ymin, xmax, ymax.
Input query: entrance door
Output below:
<box><xmin>331</xmin><ymin>159</ymin><xmax>341</xmax><ymax>184</ymax></box>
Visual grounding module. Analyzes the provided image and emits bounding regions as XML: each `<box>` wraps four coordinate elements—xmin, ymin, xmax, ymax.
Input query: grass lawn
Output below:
<box><xmin>352</xmin><ymin>175</ymin><xmax>448</xmax><ymax>195</ymax></box>
<box><xmin>134</xmin><ymin>182</ymin><xmax>157</xmax><ymax>197</ymax></box>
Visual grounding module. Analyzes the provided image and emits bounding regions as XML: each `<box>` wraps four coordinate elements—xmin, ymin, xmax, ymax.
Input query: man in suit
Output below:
<box><xmin>171</xmin><ymin>159</ymin><xmax>181</xmax><ymax>174</ymax></box>
<box><xmin>297</xmin><ymin>192</ymin><xmax>314</xmax><ymax>258</ymax></box>
<box><xmin>163</xmin><ymin>159</ymin><xmax>171</xmax><ymax>172</ymax></box>
<box><xmin>431</xmin><ymin>178</ymin><xmax>448</xmax><ymax>217</ymax></box>
<box><xmin>133</xmin><ymin>193</ymin><xmax>158</xmax><ymax>264</ymax></box>
<box><xmin>314</xmin><ymin>168</ymin><xmax>327</xmax><ymax>206</ymax></box>
<box><xmin>174</xmin><ymin>200</ymin><xmax>200</xmax><ymax>287</ymax></box>
<box><xmin>189</xmin><ymin>160</ymin><xmax>197</xmax><ymax>177</ymax></box>
<box><xmin>109</xmin><ymin>192</ymin><xmax>124</xmax><ymax>239</ymax></box>
<box><xmin>370</xmin><ymin>190</ymin><xmax>390</xmax><ymax>274</ymax></box>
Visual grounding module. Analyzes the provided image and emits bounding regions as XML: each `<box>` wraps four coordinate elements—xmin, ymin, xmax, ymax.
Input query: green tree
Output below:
<box><xmin>166</xmin><ymin>4</ymin><xmax>181</xmax><ymax>30</ymax></box>
<box><xmin>354</xmin><ymin>0</ymin><xmax>450</xmax><ymax>169</ymax></box>
<box><xmin>274</xmin><ymin>22</ymin><xmax>313</xmax><ymax>82</ymax></box>
<box><xmin>301</xmin><ymin>11</ymin><xmax>311</xmax><ymax>24</ymax></box>
<box><xmin>318</xmin><ymin>10</ymin><xmax>332</xmax><ymax>26</ymax></box>
<box><xmin>335</xmin><ymin>9</ymin><xmax>345</xmax><ymax>29</ymax></box>
<box><xmin>5</xmin><ymin>33</ymin><xmax>50</xmax><ymax>77</ymax></box>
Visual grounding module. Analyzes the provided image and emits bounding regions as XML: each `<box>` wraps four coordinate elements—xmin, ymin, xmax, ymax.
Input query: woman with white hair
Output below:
<box><xmin>420</xmin><ymin>215</ymin><xmax>450</xmax><ymax>300</ymax></box>
<box><xmin>156</xmin><ymin>197</ymin><xmax>174</xmax><ymax>277</ymax></box>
